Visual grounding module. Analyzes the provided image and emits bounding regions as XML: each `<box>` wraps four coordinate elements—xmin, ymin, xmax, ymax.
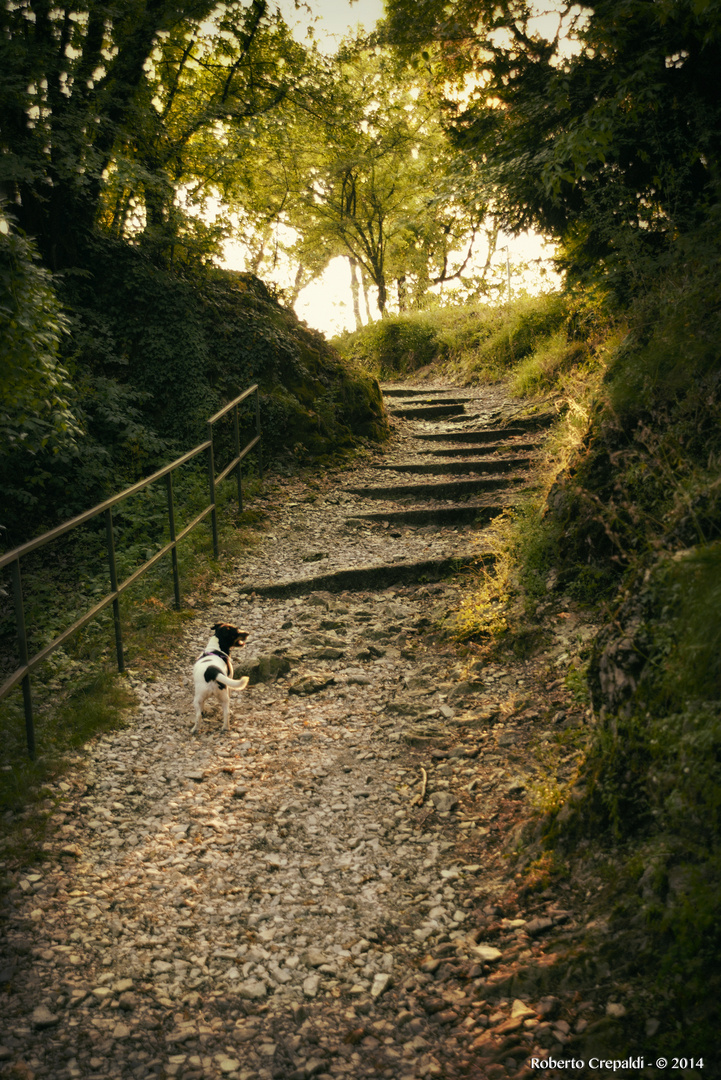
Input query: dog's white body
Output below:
<box><xmin>191</xmin><ymin>623</ymin><xmax>249</xmax><ymax>734</ymax></box>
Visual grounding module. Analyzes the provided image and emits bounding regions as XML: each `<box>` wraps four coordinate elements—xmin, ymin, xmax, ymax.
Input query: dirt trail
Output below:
<box><xmin>0</xmin><ymin>384</ymin><xmax>605</xmax><ymax>1080</ymax></box>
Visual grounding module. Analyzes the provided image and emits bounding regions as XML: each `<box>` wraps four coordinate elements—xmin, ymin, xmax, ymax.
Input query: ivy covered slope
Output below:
<box><xmin>524</xmin><ymin>228</ymin><xmax>721</xmax><ymax>1048</ymax></box>
<box><xmin>0</xmin><ymin>229</ymin><xmax>386</xmax><ymax>545</ymax></box>
<box><xmin>63</xmin><ymin>235</ymin><xmax>387</xmax><ymax>453</ymax></box>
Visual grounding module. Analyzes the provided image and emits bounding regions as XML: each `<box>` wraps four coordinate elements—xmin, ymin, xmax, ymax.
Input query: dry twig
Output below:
<box><xmin>411</xmin><ymin>766</ymin><xmax>428</xmax><ymax>807</ymax></box>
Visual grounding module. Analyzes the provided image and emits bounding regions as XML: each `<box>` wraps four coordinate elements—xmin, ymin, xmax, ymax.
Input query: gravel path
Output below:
<box><xmin>1</xmin><ymin>384</ymin><xmax>607</xmax><ymax>1080</ymax></box>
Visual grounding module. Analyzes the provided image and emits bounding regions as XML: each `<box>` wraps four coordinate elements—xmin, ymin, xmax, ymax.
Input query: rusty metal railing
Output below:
<box><xmin>0</xmin><ymin>384</ymin><xmax>262</xmax><ymax>758</ymax></box>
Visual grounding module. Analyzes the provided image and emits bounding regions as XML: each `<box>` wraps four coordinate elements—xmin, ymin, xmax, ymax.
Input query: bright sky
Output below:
<box><xmin>220</xmin><ymin>0</ymin><xmax>560</xmax><ymax>338</ymax></box>
<box><xmin>276</xmin><ymin>0</ymin><xmax>386</xmax><ymax>48</ymax></box>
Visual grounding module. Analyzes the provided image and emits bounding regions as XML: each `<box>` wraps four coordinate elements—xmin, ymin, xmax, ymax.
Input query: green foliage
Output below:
<box><xmin>570</xmin><ymin>545</ymin><xmax>721</xmax><ymax>935</ymax></box>
<box><xmin>223</xmin><ymin>38</ymin><xmax>495</xmax><ymax>317</ymax></box>
<box><xmin>451</xmin><ymin>501</ymin><xmax>561</xmax><ymax>647</ymax></box>
<box><xmin>547</xmin><ymin>243</ymin><xmax>721</xmax><ymax>587</ymax></box>
<box><xmin>336</xmin><ymin>313</ymin><xmax>442</xmax><ymax>377</ymax></box>
<box><xmin>522</xmin><ymin>233</ymin><xmax>721</xmax><ymax>1049</ymax></box>
<box><xmin>426</xmin><ymin>214</ymin><xmax>721</xmax><ymax>1048</ymax></box>
<box><xmin>107</xmin><ymin>3</ymin><xmax>310</xmax><ymax>262</ymax></box>
<box><xmin>0</xmin><ymin>234</ymin><xmax>185</xmax><ymax>539</ymax></box>
<box><xmin>588</xmin><ymin>545</ymin><xmax>721</xmax><ymax>839</ymax></box>
<box><xmin>0</xmin><ymin>675</ymin><xmax>135</xmax><ymax>815</ymax></box>
<box><xmin>0</xmin><ymin>0</ymin><xmax>309</xmax><ymax>269</ymax></box>
<box><xmin>513</xmin><ymin>230</ymin><xmax>721</xmax><ymax>905</ymax></box>
<box><xmin>649</xmin><ymin>546</ymin><xmax>721</xmax><ymax>710</ymax></box>
<box><xmin>335</xmin><ymin>293</ymin><xmax>568</xmax><ymax>381</ymax></box>
<box><xmin>510</xmin><ymin>332</ymin><xmax>587</xmax><ymax>397</ymax></box>
<box><xmin>0</xmin><ymin>216</ymin><xmax>81</xmax><ymax>461</ymax></box>
<box><xmin>384</xmin><ymin>0</ymin><xmax>721</xmax><ymax>294</ymax></box>
<box><xmin>62</xmin><ymin>236</ymin><xmax>212</xmax><ymax>442</ymax></box>
<box><xmin>604</xmin><ymin>221</ymin><xmax>721</xmax><ymax>419</ymax></box>
<box><xmin>451</xmin><ymin>294</ymin><xmax>568</xmax><ymax>381</ymax></box>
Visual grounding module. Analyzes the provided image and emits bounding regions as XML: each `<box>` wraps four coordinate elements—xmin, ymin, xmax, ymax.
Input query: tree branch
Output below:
<box><xmin>431</xmin><ymin>223</ymin><xmax>478</xmax><ymax>284</ymax></box>
<box><xmin>220</xmin><ymin>0</ymin><xmax>268</xmax><ymax>106</ymax></box>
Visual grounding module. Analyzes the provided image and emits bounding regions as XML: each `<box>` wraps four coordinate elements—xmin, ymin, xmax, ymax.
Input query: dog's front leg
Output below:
<box><xmin>221</xmin><ymin>690</ymin><xmax>230</xmax><ymax>732</ymax></box>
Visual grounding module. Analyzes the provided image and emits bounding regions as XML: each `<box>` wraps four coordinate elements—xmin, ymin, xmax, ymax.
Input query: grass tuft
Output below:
<box><xmin>333</xmin><ymin>293</ymin><xmax>569</xmax><ymax>383</ymax></box>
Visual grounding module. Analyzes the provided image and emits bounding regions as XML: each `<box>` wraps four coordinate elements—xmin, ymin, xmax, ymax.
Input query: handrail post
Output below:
<box><xmin>255</xmin><ymin>386</ymin><xmax>263</xmax><ymax>482</ymax></box>
<box><xmin>234</xmin><ymin>403</ymin><xmax>243</xmax><ymax>514</ymax></box>
<box><xmin>208</xmin><ymin>421</ymin><xmax>219</xmax><ymax>557</ymax></box>
<box><xmin>10</xmin><ymin>559</ymin><xmax>35</xmax><ymax>759</ymax></box>
<box><xmin>105</xmin><ymin>508</ymin><xmax>125</xmax><ymax>673</ymax></box>
<box><xmin>165</xmin><ymin>472</ymin><xmax>181</xmax><ymax>610</ymax></box>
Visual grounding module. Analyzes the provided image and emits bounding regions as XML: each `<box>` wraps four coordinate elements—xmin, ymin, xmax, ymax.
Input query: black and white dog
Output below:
<box><xmin>192</xmin><ymin>623</ymin><xmax>250</xmax><ymax>735</ymax></box>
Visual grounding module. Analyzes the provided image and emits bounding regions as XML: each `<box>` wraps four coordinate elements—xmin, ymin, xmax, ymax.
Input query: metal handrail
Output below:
<box><xmin>0</xmin><ymin>383</ymin><xmax>262</xmax><ymax>757</ymax></box>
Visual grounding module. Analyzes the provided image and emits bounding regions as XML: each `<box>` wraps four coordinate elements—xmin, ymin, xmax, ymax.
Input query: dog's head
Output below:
<box><xmin>211</xmin><ymin>623</ymin><xmax>249</xmax><ymax>653</ymax></box>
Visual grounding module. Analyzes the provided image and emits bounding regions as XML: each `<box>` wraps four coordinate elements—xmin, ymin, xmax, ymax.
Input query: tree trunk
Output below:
<box><xmin>361</xmin><ymin>269</ymin><xmax>373</xmax><ymax>324</ymax></box>
<box><xmin>287</xmin><ymin>263</ymin><xmax>306</xmax><ymax>307</ymax></box>
<box><xmin>414</xmin><ymin>265</ymin><xmax>431</xmax><ymax>309</ymax></box>
<box><xmin>397</xmin><ymin>274</ymin><xmax>408</xmax><ymax>312</ymax></box>
<box><xmin>377</xmin><ymin>274</ymin><xmax>388</xmax><ymax>316</ymax></box>
<box><xmin>144</xmin><ymin>183</ymin><xmax>168</xmax><ymax>233</ymax></box>
<box><xmin>250</xmin><ymin>237</ymin><xmax>267</xmax><ymax>274</ymax></box>
<box><xmin>17</xmin><ymin>181</ymin><xmax>90</xmax><ymax>271</ymax></box>
<box><xmin>349</xmin><ymin>258</ymin><xmax>363</xmax><ymax>330</ymax></box>
<box><xmin>479</xmin><ymin>227</ymin><xmax>498</xmax><ymax>282</ymax></box>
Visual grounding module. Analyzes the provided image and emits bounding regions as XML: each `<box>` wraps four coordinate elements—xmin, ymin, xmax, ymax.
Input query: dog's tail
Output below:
<box><xmin>215</xmin><ymin>674</ymin><xmax>249</xmax><ymax>691</ymax></box>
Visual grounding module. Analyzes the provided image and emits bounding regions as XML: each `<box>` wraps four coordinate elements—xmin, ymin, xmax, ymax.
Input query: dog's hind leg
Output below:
<box><xmin>221</xmin><ymin>690</ymin><xmax>231</xmax><ymax>733</ymax></box>
<box><xmin>191</xmin><ymin>698</ymin><xmax>203</xmax><ymax>735</ymax></box>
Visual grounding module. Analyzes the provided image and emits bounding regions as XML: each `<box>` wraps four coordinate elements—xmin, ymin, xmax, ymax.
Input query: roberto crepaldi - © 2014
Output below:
<box><xmin>528</xmin><ymin>1058</ymin><xmax>706</xmax><ymax>1072</ymax></box>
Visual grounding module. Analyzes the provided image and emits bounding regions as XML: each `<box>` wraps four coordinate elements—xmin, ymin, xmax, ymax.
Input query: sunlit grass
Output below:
<box><xmin>333</xmin><ymin>292</ymin><xmax>569</xmax><ymax>382</ymax></box>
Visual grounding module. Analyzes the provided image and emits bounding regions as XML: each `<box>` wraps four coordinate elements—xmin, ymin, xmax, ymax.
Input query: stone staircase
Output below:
<box><xmin>340</xmin><ymin>383</ymin><xmax>546</xmax><ymax>538</ymax></box>
<box><xmin>247</xmin><ymin>383</ymin><xmax>552</xmax><ymax>597</ymax></box>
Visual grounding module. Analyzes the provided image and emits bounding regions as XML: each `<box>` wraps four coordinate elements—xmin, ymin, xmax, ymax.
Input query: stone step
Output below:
<box><xmin>502</xmin><ymin>411</ymin><xmax>557</xmax><ymax>431</ymax></box>
<box><xmin>424</xmin><ymin>443</ymin><xmax>536</xmax><ymax>457</ymax></box>
<box><xmin>372</xmin><ymin>457</ymin><xmax>532</xmax><ymax>476</ymax></box>
<box><xmin>345</xmin><ymin>476</ymin><xmax>524</xmax><ymax>501</ymax></box>
<box><xmin>441</xmin><ymin>412</ymin><xmax>498</xmax><ymax>424</ymax></box>
<box><xmin>245</xmin><ymin>552</ymin><xmax>494</xmax><ymax>597</ymax></box>
<box><xmin>387</xmin><ymin>403</ymin><xmax>466</xmax><ymax>420</ymax></box>
<box><xmin>381</xmin><ymin>387</ymin><xmax>468</xmax><ymax>397</ymax></box>
<box><xmin>346</xmin><ymin>504</ymin><xmax>507</xmax><ymax>528</ymax></box>
<box><xmin>415</xmin><ymin>428</ymin><xmax>528</xmax><ymax>443</ymax></box>
<box><xmin>385</xmin><ymin>395</ymin><xmax>472</xmax><ymax>406</ymax></box>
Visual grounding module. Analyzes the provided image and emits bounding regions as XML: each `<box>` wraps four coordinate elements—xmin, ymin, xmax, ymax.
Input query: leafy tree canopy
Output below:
<box><xmin>380</xmin><ymin>0</ymin><xmax>721</xmax><ymax>290</ymax></box>
<box><xmin>0</xmin><ymin>0</ymin><xmax>309</xmax><ymax>268</ymax></box>
<box><xmin>220</xmin><ymin>38</ymin><xmax>497</xmax><ymax>315</ymax></box>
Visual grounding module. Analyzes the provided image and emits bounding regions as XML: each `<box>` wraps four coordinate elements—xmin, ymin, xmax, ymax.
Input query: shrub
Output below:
<box><xmin>335</xmin><ymin>313</ymin><xmax>443</xmax><ymax>377</ymax></box>
<box><xmin>334</xmin><ymin>292</ymin><xmax>569</xmax><ymax>383</ymax></box>
<box><xmin>0</xmin><ymin>216</ymin><xmax>84</xmax><ymax>527</ymax></box>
